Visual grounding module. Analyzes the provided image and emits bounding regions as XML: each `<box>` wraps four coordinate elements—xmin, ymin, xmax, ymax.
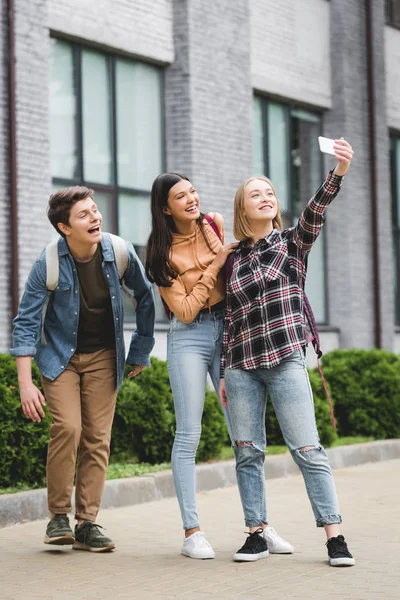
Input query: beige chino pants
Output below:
<box><xmin>41</xmin><ymin>349</ymin><xmax>117</xmax><ymax>521</ymax></box>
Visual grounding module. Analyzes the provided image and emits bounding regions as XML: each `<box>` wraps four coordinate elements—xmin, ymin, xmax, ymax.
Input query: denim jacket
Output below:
<box><xmin>11</xmin><ymin>234</ymin><xmax>155</xmax><ymax>390</ymax></box>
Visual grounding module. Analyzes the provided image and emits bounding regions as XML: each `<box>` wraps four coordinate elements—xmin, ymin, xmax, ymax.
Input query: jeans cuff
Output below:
<box><xmin>244</xmin><ymin>519</ymin><xmax>268</xmax><ymax>528</ymax></box>
<box><xmin>316</xmin><ymin>514</ymin><xmax>342</xmax><ymax>527</ymax></box>
<box><xmin>184</xmin><ymin>524</ymin><xmax>200</xmax><ymax>531</ymax></box>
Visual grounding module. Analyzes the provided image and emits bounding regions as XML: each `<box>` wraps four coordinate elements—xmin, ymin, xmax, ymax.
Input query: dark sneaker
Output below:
<box><xmin>73</xmin><ymin>521</ymin><xmax>115</xmax><ymax>553</ymax></box>
<box><xmin>326</xmin><ymin>535</ymin><xmax>355</xmax><ymax>567</ymax></box>
<box><xmin>233</xmin><ymin>529</ymin><xmax>269</xmax><ymax>562</ymax></box>
<box><xmin>44</xmin><ymin>514</ymin><xmax>74</xmax><ymax>545</ymax></box>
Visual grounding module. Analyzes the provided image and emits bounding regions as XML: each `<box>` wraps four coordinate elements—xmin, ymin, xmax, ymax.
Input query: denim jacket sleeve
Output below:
<box><xmin>10</xmin><ymin>255</ymin><xmax>48</xmax><ymax>357</ymax></box>
<box><xmin>123</xmin><ymin>242</ymin><xmax>155</xmax><ymax>367</ymax></box>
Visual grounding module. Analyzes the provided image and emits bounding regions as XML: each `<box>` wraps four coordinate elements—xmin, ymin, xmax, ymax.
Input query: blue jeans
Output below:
<box><xmin>167</xmin><ymin>309</ymin><xmax>227</xmax><ymax>530</ymax></box>
<box><xmin>224</xmin><ymin>350</ymin><xmax>341</xmax><ymax>528</ymax></box>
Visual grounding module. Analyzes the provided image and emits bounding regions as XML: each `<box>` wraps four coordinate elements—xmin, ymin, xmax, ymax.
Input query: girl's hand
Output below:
<box><xmin>219</xmin><ymin>378</ymin><xmax>228</xmax><ymax>407</ymax></box>
<box><xmin>213</xmin><ymin>243</ymin><xmax>238</xmax><ymax>271</ymax></box>
<box><xmin>333</xmin><ymin>138</ymin><xmax>354</xmax><ymax>177</ymax></box>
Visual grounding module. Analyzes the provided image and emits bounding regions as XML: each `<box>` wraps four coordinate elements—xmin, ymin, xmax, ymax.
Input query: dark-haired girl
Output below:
<box><xmin>146</xmin><ymin>173</ymin><xmax>293</xmax><ymax>559</ymax></box>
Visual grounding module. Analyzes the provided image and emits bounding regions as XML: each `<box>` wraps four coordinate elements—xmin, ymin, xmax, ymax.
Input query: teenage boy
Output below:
<box><xmin>11</xmin><ymin>186</ymin><xmax>155</xmax><ymax>552</ymax></box>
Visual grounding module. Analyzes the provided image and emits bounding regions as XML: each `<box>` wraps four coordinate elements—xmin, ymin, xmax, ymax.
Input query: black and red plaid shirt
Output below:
<box><xmin>220</xmin><ymin>171</ymin><xmax>343</xmax><ymax>378</ymax></box>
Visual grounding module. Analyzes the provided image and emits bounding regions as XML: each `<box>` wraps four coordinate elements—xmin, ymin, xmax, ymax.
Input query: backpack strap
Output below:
<box><xmin>41</xmin><ymin>238</ymin><xmax>60</xmax><ymax>344</ymax></box>
<box><xmin>107</xmin><ymin>233</ymin><xmax>129</xmax><ymax>280</ymax></box>
<box><xmin>46</xmin><ymin>238</ymin><xmax>60</xmax><ymax>291</ymax></box>
<box><xmin>204</xmin><ymin>213</ymin><xmax>221</xmax><ymax>240</ymax></box>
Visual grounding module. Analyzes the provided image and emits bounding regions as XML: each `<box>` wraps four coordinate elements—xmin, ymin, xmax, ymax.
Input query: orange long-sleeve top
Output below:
<box><xmin>158</xmin><ymin>213</ymin><xmax>225</xmax><ymax>324</ymax></box>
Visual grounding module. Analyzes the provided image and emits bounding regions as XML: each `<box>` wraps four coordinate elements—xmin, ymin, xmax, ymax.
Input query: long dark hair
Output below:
<box><xmin>145</xmin><ymin>172</ymin><xmax>214</xmax><ymax>287</ymax></box>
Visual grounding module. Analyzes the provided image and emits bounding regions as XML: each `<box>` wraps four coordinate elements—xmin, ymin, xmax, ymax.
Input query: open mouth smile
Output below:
<box><xmin>88</xmin><ymin>225</ymin><xmax>101</xmax><ymax>234</ymax></box>
<box><xmin>185</xmin><ymin>205</ymin><xmax>198</xmax><ymax>213</ymax></box>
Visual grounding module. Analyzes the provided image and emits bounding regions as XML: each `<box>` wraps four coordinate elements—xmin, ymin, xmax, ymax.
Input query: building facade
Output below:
<box><xmin>1</xmin><ymin>0</ymin><xmax>400</xmax><ymax>364</ymax></box>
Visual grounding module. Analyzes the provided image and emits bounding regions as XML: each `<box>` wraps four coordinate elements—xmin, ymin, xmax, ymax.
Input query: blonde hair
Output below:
<box><xmin>233</xmin><ymin>176</ymin><xmax>283</xmax><ymax>242</ymax></box>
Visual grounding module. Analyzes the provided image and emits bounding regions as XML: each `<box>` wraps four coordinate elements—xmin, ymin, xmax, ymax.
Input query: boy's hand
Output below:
<box><xmin>20</xmin><ymin>383</ymin><xmax>46</xmax><ymax>422</ymax></box>
<box><xmin>127</xmin><ymin>365</ymin><xmax>146</xmax><ymax>379</ymax></box>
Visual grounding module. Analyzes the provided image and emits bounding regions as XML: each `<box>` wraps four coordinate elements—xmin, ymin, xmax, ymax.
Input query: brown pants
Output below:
<box><xmin>41</xmin><ymin>349</ymin><xmax>117</xmax><ymax>521</ymax></box>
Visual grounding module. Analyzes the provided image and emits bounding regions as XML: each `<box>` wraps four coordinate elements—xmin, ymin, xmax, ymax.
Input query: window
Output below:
<box><xmin>386</xmin><ymin>0</ymin><xmax>400</xmax><ymax>27</ymax></box>
<box><xmin>49</xmin><ymin>39</ymin><xmax>166</xmax><ymax>321</ymax></box>
<box><xmin>390</xmin><ymin>134</ymin><xmax>400</xmax><ymax>324</ymax></box>
<box><xmin>253</xmin><ymin>97</ymin><xmax>327</xmax><ymax>323</ymax></box>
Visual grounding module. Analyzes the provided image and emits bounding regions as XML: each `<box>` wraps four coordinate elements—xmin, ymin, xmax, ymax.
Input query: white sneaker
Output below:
<box><xmin>181</xmin><ymin>531</ymin><xmax>216</xmax><ymax>559</ymax></box>
<box><xmin>263</xmin><ymin>526</ymin><xmax>294</xmax><ymax>554</ymax></box>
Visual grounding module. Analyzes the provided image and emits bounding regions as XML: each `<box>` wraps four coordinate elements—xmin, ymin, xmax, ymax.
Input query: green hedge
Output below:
<box><xmin>2</xmin><ymin>348</ymin><xmax>400</xmax><ymax>490</ymax></box>
<box><xmin>0</xmin><ymin>355</ymin><xmax>51</xmax><ymax>488</ymax></box>
<box><xmin>316</xmin><ymin>349</ymin><xmax>400</xmax><ymax>439</ymax></box>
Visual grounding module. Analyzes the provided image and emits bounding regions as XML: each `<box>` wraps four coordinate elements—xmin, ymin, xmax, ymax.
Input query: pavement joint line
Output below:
<box><xmin>1</xmin><ymin>439</ymin><xmax>399</xmax><ymax>528</ymax></box>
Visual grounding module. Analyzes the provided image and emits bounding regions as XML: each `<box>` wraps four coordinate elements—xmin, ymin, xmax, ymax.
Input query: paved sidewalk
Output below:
<box><xmin>1</xmin><ymin>460</ymin><xmax>399</xmax><ymax>600</ymax></box>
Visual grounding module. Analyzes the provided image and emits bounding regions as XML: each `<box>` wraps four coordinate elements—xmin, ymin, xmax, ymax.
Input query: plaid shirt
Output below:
<box><xmin>221</xmin><ymin>171</ymin><xmax>343</xmax><ymax>378</ymax></box>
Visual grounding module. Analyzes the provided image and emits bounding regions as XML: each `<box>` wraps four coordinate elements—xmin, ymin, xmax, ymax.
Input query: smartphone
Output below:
<box><xmin>318</xmin><ymin>136</ymin><xmax>336</xmax><ymax>156</ymax></box>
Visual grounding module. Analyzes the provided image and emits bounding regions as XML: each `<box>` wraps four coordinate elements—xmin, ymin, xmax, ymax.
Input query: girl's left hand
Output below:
<box><xmin>333</xmin><ymin>138</ymin><xmax>354</xmax><ymax>177</ymax></box>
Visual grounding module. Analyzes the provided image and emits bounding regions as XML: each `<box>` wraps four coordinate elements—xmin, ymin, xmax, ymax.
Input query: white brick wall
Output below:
<box><xmin>250</xmin><ymin>0</ymin><xmax>332</xmax><ymax>109</ymax></box>
<box><xmin>48</xmin><ymin>0</ymin><xmax>173</xmax><ymax>65</ymax></box>
<box><xmin>385</xmin><ymin>25</ymin><xmax>400</xmax><ymax>131</ymax></box>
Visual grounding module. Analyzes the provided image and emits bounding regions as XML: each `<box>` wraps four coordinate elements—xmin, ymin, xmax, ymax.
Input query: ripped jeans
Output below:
<box><xmin>224</xmin><ymin>350</ymin><xmax>341</xmax><ymax>528</ymax></box>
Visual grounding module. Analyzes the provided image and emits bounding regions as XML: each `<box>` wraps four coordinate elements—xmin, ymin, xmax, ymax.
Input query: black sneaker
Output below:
<box><xmin>233</xmin><ymin>529</ymin><xmax>269</xmax><ymax>562</ymax></box>
<box><xmin>73</xmin><ymin>521</ymin><xmax>115</xmax><ymax>553</ymax></box>
<box><xmin>44</xmin><ymin>514</ymin><xmax>74</xmax><ymax>545</ymax></box>
<box><xmin>326</xmin><ymin>535</ymin><xmax>355</xmax><ymax>567</ymax></box>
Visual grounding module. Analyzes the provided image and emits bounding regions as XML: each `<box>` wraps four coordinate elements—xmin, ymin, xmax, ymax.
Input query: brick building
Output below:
<box><xmin>1</xmin><ymin>0</ymin><xmax>400</xmax><ymax>363</ymax></box>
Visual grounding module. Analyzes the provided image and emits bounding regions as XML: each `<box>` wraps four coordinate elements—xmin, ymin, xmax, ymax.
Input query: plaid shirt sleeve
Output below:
<box><xmin>292</xmin><ymin>170</ymin><xmax>343</xmax><ymax>251</ymax></box>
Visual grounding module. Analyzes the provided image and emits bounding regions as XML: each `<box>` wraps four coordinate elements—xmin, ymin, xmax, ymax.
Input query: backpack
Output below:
<box><xmin>41</xmin><ymin>233</ymin><xmax>129</xmax><ymax>344</ymax></box>
<box><xmin>204</xmin><ymin>214</ymin><xmax>336</xmax><ymax>428</ymax></box>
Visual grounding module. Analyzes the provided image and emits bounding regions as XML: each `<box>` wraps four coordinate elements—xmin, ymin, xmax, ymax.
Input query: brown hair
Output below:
<box><xmin>233</xmin><ymin>176</ymin><xmax>283</xmax><ymax>242</ymax></box>
<box><xmin>47</xmin><ymin>186</ymin><xmax>94</xmax><ymax>237</ymax></box>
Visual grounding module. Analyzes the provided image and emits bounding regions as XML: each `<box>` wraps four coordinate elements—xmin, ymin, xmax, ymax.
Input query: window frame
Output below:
<box><xmin>385</xmin><ymin>0</ymin><xmax>400</xmax><ymax>29</ymax></box>
<box><xmin>50</xmin><ymin>36</ymin><xmax>166</xmax><ymax>322</ymax></box>
<box><xmin>253</xmin><ymin>94</ymin><xmax>329</xmax><ymax>325</ymax></box>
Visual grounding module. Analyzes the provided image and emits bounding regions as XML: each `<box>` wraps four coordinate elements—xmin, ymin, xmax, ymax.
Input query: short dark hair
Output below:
<box><xmin>47</xmin><ymin>186</ymin><xmax>94</xmax><ymax>237</ymax></box>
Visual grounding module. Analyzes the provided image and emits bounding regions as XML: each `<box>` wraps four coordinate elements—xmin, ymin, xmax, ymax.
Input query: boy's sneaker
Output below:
<box><xmin>233</xmin><ymin>529</ymin><xmax>269</xmax><ymax>562</ymax></box>
<box><xmin>263</xmin><ymin>526</ymin><xmax>294</xmax><ymax>554</ymax></box>
<box><xmin>326</xmin><ymin>535</ymin><xmax>355</xmax><ymax>567</ymax></box>
<box><xmin>73</xmin><ymin>521</ymin><xmax>115</xmax><ymax>553</ymax></box>
<box><xmin>44</xmin><ymin>514</ymin><xmax>74</xmax><ymax>545</ymax></box>
<box><xmin>181</xmin><ymin>531</ymin><xmax>216</xmax><ymax>559</ymax></box>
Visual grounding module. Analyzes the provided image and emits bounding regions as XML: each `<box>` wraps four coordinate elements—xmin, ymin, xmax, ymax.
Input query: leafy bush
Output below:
<box><xmin>316</xmin><ymin>349</ymin><xmax>400</xmax><ymax>439</ymax></box>
<box><xmin>111</xmin><ymin>357</ymin><xmax>227</xmax><ymax>464</ymax></box>
<box><xmin>264</xmin><ymin>368</ymin><xmax>338</xmax><ymax>448</ymax></box>
<box><xmin>0</xmin><ymin>355</ymin><xmax>51</xmax><ymax>488</ymax></box>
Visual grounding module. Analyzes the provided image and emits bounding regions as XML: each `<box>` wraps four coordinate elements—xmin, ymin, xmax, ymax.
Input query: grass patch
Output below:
<box><xmin>330</xmin><ymin>436</ymin><xmax>373</xmax><ymax>447</ymax></box>
<box><xmin>106</xmin><ymin>461</ymin><xmax>171</xmax><ymax>480</ymax></box>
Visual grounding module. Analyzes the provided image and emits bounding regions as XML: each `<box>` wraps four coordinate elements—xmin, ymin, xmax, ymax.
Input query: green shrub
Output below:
<box><xmin>111</xmin><ymin>357</ymin><xmax>227</xmax><ymax>464</ymax></box>
<box><xmin>0</xmin><ymin>355</ymin><xmax>50</xmax><ymax>488</ymax></box>
<box><xmin>316</xmin><ymin>349</ymin><xmax>400</xmax><ymax>439</ymax></box>
<box><xmin>264</xmin><ymin>368</ymin><xmax>338</xmax><ymax>448</ymax></box>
